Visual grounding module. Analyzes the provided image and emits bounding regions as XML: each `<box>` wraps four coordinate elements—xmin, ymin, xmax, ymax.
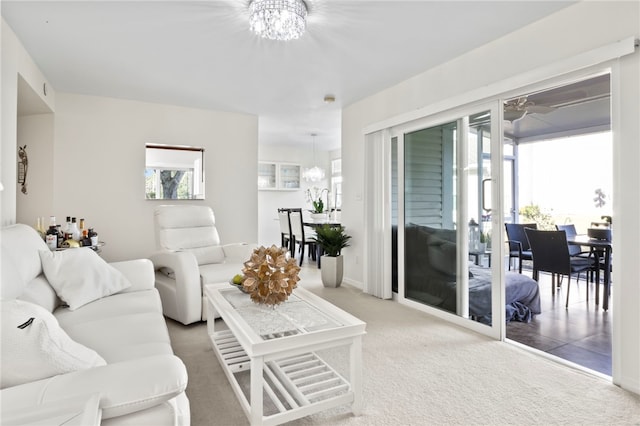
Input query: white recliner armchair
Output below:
<box><xmin>150</xmin><ymin>205</ymin><xmax>256</xmax><ymax>325</ymax></box>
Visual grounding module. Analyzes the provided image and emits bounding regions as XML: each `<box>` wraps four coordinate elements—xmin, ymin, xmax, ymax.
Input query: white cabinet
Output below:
<box><xmin>258</xmin><ymin>162</ymin><xmax>300</xmax><ymax>190</ymax></box>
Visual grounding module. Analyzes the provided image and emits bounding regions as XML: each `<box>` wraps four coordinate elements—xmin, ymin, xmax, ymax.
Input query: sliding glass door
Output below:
<box><xmin>392</xmin><ymin>103</ymin><xmax>503</xmax><ymax>337</ymax></box>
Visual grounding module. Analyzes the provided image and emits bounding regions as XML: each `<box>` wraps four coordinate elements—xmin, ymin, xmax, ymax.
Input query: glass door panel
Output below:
<box><xmin>404</xmin><ymin>121</ymin><xmax>459</xmax><ymax>313</ymax></box>
<box><xmin>402</xmin><ymin>109</ymin><xmax>497</xmax><ymax>327</ymax></box>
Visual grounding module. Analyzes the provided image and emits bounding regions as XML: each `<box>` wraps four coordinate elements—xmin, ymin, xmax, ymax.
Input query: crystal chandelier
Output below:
<box><xmin>303</xmin><ymin>134</ymin><xmax>325</xmax><ymax>182</ymax></box>
<box><xmin>249</xmin><ymin>0</ymin><xmax>308</xmax><ymax>41</ymax></box>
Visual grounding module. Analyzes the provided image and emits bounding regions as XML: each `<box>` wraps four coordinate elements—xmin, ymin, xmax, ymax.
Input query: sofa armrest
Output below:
<box><xmin>109</xmin><ymin>259</ymin><xmax>155</xmax><ymax>293</ymax></box>
<box><xmin>222</xmin><ymin>243</ymin><xmax>258</xmax><ymax>263</ymax></box>
<box><xmin>1</xmin><ymin>392</ymin><xmax>102</xmax><ymax>426</ymax></box>
<box><xmin>0</xmin><ymin>355</ymin><xmax>187</xmax><ymax>420</ymax></box>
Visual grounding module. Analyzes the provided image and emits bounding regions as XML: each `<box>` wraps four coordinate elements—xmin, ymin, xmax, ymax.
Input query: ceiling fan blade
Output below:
<box><xmin>526</xmin><ymin>104</ymin><xmax>555</xmax><ymax>114</ymax></box>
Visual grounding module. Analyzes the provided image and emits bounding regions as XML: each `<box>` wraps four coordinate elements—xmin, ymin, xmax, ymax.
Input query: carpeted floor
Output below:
<box><xmin>166</xmin><ymin>266</ymin><xmax>640</xmax><ymax>425</ymax></box>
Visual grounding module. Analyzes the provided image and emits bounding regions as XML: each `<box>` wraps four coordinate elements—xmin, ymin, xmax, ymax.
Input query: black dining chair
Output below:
<box><xmin>277</xmin><ymin>208</ymin><xmax>293</xmax><ymax>253</ymax></box>
<box><xmin>288</xmin><ymin>208</ymin><xmax>316</xmax><ymax>266</ymax></box>
<box><xmin>505</xmin><ymin>223</ymin><xmax>537</xmax><ymax>273</ymax></box>
<box><xmin>555</xmin><ymin>224</ymin><xmax>593</xmax><ymax>258</ymax></box>
<box><xmin>525</xmin><ymin>228</ymin><xmax>597</xmax><ymax>308</ymax></box>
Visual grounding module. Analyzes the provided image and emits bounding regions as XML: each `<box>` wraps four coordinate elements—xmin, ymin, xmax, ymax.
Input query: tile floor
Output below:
<box><xmin>506</xmin><ymin>268</ymin><xmax>612</xmax><ymax>375</ymax></box>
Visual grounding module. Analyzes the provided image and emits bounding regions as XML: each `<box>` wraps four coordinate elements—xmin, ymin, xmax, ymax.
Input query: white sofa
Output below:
<box><xmin>0</xmin><ymin>224</ymin><xmax>190</xmax><ymax>425</ymax></box>
<box><xmin>150</xmin><ymin>205</ymin><xmax>256</xmax><ymax>325</ymax></box>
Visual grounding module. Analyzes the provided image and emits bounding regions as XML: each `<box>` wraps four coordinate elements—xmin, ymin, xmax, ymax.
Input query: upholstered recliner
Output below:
<box><xmin>150</xmin><ymin>205</ymin><xmax>256</xmax><ymax>325</ymax></box>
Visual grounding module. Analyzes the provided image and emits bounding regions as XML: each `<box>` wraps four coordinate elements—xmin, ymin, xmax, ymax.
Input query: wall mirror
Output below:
<box><xmin>145</xmin><ymin>144</ymin><xmax>205</xmax><ymax>200</ymax></box>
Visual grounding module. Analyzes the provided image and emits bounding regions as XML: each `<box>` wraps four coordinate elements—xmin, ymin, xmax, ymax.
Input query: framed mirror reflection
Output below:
<box><xmin>145</xmin><ymin>144</ymin><xmax>205</xmax><ymax>200</ymax></box>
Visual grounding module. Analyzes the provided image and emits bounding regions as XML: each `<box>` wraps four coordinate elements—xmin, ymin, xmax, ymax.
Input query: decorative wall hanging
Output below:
<box><xmin>18</xmin><ymin>145</ymin><xmax>28</xmax><ymax>194</ymax></box>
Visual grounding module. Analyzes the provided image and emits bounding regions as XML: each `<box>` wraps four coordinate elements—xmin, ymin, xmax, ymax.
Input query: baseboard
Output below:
<box><xmin>615</xmin><ymin>376</ymin><xmax>640</xmax><ymax>396</ymax></box>
<box><xmin>342</xmin><ymin>277</ymin><xmax>363</xmax><ymax>290</ymax></box>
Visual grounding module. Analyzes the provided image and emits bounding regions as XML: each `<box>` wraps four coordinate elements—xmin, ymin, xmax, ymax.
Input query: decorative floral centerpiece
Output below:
<box><xmin>306</xmin><ymin>186</ymin><xmax>328</xmax><ymax>214</ymax></box>
<box><xmin>241</xmin><ymin>245</ymin><xmax>301</xmax><ymax>306</ymax></box>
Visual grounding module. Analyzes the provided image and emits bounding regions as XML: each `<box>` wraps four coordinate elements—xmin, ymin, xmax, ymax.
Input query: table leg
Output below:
<box><xmin>316</xmin><ymin>245</ymin><xmax>323</xmax><ymax>268</ymax></box>
<box><xmin>602</xmin><ymin>247</ymin><xmax>611</xmax><ymax>311</ymax></box>
<box><xmin>350</xmin><ymin>336</ymin><xmax>363</xmax><ymax>415</ymax></box>
<box><xmin>250</xmin><ymin>356</ymin><xmax>264</xmax><ymax>425</ymax></box>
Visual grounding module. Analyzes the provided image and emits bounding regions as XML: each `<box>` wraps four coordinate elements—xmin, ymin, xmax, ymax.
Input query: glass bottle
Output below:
<box><xmin>70</xmin><ymin>217</ymin><xmax>81</xmax><ymax>241</ymax></box>
<box><xmin>64</xmin><ymin>216</ymin><xmax>72</xmax><ymax>239</ymax></box>
<box><xmin>88</xmin><ymin>228</ymin><xmax>98</xmax><ymax>247</ymax></box>
<box><xmin>56</xmin><ymin>224</ymin><xmax>64</xmax><ymax>248</ymax></box>
<box><xmin>35</xmin><ymin>217</ymin><xmax>45</xmax><ymax>240</ymax></box>
<box><xmin>45</xmin><ymin>216</ymin><xmax>58</xmax><ymax>250</ymax></box>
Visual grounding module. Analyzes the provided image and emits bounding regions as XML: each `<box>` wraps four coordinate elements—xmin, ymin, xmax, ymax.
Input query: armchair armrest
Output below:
<box><xmin>222</xmin><ymin>242</ymin><xmax>259</xmax><ymax>263</ymax></box>
<box><xmin>110</xmin><ymin>259</ymin><xmax>155</xmax><ymax>293</ymax></box>
<box><xmin>506</xmin><ymin>239</ymin><xmax>523</xmax><ymax>255</ymax></box>
<box><xmin>0</xmin><ymin>355</ymin><xmax>187</xmax><ymax>420</ymax></box>
<box><xmin>149</xmin><ymin>250</ymin><xmax>201</xmax><ymax>324</ymax></box>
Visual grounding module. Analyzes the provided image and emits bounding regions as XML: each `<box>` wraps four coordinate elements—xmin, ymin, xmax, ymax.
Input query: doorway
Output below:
<box><xmin>502</xmin><ymin>73</ymin><xmax>613</xmax><ymax>376</ymax></box>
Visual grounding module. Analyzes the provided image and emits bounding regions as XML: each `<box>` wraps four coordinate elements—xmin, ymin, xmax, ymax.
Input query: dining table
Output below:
<box><xmin>303</xmin><ymin>220</ymin><xmax>341</xmax><ymax>268</ymax></box>
<box><xmin>566</xmin><ymin>234</ymin><xmax>612</xmax><ymax>311</ymax></box>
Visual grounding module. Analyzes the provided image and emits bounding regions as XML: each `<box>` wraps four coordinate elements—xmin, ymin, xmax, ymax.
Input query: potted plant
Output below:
<box><xmin>479</xmin><ymin>231</ymin><xmax>490</xmax><ymax>252</ymax></box>
<box><xmin>312</xmin><ymin>224</ymin><xmax>352</xmax><ymax>287</ymax></box>
<box><xmin>306</xmin><ymin>187</ymin><xmax>328</xmax><ymax>222</ymax></box>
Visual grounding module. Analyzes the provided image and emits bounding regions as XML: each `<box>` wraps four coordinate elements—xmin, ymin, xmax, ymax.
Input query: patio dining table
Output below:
<box><xmin>567</xmin><ymin>234</ymin><xmax>612</xmax><ymax>311</ymax></box>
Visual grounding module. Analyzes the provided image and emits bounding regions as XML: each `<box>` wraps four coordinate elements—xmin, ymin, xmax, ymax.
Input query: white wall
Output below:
<box><xmin>16</xmin><ymin>113</ymin><xmax>55</xmax><ymax>225</ymax></box>
<box><xmin>257</xmin><ymin>143</ymin><xmax>330</xmax><ymax>247</ymax></box>
<box><xmin>47</xmin><ymin>93</ymin><xmax>258</xmax><ymax>262</ymax></box>
<box><xmin>341</xmin><ymin>1</ymin><xmax>639</xmax><ymax>393</ymax></box>
<box><xmin>1</xmin><ymin>18</ymin><xmax>55</xmax><ymax>226</ymax></box>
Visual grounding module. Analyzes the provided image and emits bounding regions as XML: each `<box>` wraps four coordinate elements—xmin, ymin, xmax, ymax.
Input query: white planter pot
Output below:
<box><xmin>321</xmin><ymin>255</ymin><xmax>344</xmax><ymax>287</ymax></box>
<box><xmin>310</xmin><ymin>213</ymin><xmax>327</xmax><ymax>223</ymax></box>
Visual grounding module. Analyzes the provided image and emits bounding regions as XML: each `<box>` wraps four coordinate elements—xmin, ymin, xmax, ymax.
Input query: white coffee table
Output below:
<box><xmin>204</xmin><ymin>283</ymin><xmax>366</xmax><ymax>426</ymax></box>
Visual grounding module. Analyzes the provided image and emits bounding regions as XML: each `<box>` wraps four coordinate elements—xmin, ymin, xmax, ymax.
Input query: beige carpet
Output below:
<box><xmin>166</xmin><ymin>267</ymin><xmax>640</xmax><ymax>425</ymax></box>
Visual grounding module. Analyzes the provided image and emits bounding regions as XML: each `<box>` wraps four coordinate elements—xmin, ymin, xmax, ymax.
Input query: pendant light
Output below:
<box><xmin>302</xmin><ymin>133</ymin><xmax>325</xmax><ymax>182</ymax></box>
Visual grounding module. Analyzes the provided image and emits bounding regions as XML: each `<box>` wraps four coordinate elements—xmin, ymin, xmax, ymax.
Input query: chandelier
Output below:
<box><xmin>302</xmin><ymin>165</ymin><xmax>325</xmax><ymax>182</ymax></box>
<box><xmin>303</xmin><ymin>133</ymin><xmax>325</xmax><ymax>182</ymax></box>
<box><xmin>249</xmin><ymin>0</ymin><xmax>308</xmax><ymax>41</ymax></box>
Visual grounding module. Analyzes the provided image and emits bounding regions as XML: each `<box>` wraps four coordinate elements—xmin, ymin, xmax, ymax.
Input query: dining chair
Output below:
<box><xmin>525</xmin><ymin>228</ymin><xmax>596</xmax><ymax>308</ymax></box>
<box><xmin>277</xmin><ymin>208</ymin><xmax>293</xmax><ymax>253</ymax></box>
<box><xmin>555</xmin><ymin>224</ymin><xmax>592</xmax><ymax>257</ymax></box>
<box><xmin>555</xmin><ymin>223</ymin><xmax>598</xmax><ymax>279</ymax></box>
<box><xmin>505</xmin><ymin>223</ymin><xmax>537</xmax><ymax>273</ymax></box>
<box><xmin>288</xmin><ymin>208</ymin><xmax>316</xmax><ymax>266</ymax></box>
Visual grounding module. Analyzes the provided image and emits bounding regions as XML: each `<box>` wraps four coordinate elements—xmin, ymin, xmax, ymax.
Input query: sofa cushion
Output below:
<box><xmin>185</xmin><ymin>245</ymin><xmax>225</xmax><ymax>265</ymax></box>
<box><xmin>199</xmin><ymin>262</ymin><xmax>246</xmax><ymax>286</ymax></box>
<box><xmin>0</xmin><ymin>224</ymin><xmax>48</xmax><ymax>285</ymax></box>
<box><xmin>17</xmin><ymin>274</ymin><xmax>61</xmax><ymax>313</ymax></box>
<box><xmin>56</xmin><ymin>290</ymin><xmax>173</xmax><ymax>363</ymax></box>
<box><xmin>39</xmin><ymin>249</ymin><xmax>132</xmax><ymax>310</ymax></box>
<box><xmin>0</xmin><ymin>300</ymin><xmax>106</xmax><ymax>389</ymax></box>
<box><xmin>427</xmin><ymin>234</ymin><xmax>458</xmax><ymax>277</ymax></box>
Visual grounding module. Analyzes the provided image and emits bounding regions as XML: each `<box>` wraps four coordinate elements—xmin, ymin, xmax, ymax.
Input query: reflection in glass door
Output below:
<box><xmin>401</xmin><ymin>110</ymin><xmax>498</xmax><ymax>328</ymax></box>
<box><xmin>404</xmin><ymin>121</ymin><xmax>459</xmax><ymax>312</ymax></box>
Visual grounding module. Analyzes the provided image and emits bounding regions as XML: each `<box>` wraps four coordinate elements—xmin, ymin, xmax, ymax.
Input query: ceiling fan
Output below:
<box><xmin>503</xmin><ymin>96</ymin><xmax>556</xmax><ymax>122</ymax></box>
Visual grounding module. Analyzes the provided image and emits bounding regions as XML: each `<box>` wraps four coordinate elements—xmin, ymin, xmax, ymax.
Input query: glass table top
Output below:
<box><xmin>222</xmin><ymin>289</ymin><xmax>342</xmax><ymax>340</ymax></box>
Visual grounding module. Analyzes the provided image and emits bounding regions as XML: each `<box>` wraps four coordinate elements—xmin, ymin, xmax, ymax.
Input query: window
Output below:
<box><xmin>145</xmin><ymin>144</ymin><xmax>205</xmax><ymax>200</ymax></box>
<box><xmin>331</xmin><ymin>158</ymin><xmax>342</xmax><ymax>209</ymax></box>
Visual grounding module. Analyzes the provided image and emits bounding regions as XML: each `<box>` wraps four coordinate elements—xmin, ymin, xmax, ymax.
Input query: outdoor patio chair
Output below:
<box><xmin>505</xmin><ymin>223</ymin><xmax>537</xmax><ymax>273</ymax></box>
<box><xmin>525</xmin><ymin>228</ymin><xmax>597</xmax><ymax>308</ymax></box>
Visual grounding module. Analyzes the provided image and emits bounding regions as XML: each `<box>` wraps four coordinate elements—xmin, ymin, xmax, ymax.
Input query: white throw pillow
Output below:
<box><xmin>39</xmin><ymin>249</ymin><xmax>132</xmax><ymax>310</ymax></box>
<box><xmin>0</xmin><ymin>299</ymin><xmax>106</xmax><ymax>389</ymax></box>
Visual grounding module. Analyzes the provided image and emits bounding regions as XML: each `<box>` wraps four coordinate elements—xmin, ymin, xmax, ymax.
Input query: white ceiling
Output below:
<box><xmin>2</xmin><ymin>0</ymin><xmax>575</xmax><ymax>151</ymax></box>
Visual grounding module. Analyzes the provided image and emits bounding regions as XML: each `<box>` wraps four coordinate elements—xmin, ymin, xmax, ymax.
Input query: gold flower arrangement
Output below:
<box><xmin>241</xmin><ymin>245</ymin><xmax>301</xmax><ymax>306</ymax></box>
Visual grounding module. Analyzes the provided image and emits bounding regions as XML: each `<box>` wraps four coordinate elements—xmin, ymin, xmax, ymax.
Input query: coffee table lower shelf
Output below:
<box><xmin>210</xmin><ymin>329</ymin><xmax>354</xmax><ymax>426</ymax></box>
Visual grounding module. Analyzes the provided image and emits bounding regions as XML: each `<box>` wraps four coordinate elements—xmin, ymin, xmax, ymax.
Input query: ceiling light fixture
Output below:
<box><xmin>302</xmin><ymin>133</ymin><xmax>325</xmax><ymax>182</ymax></box>
<box><xmin>249</xmin><ymin>0</ymin><xmax>308</xmax><ymax>41</ymax></box>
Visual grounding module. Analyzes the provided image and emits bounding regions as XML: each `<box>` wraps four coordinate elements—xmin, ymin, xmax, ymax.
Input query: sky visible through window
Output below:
<box><xmin>518</xmin><ymin>131</ymin><xmax>612</xmax><ymax>230</ymax></box>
